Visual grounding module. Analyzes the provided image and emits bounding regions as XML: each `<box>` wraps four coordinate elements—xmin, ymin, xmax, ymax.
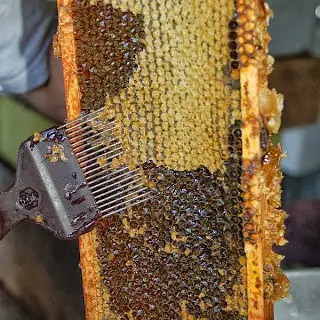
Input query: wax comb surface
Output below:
<box><xmin>70</xmin><ymin>0</ymin><xmax>242</xmax><ymax>173</ymax></box>
<box><xmin>56</xmin><ymin>0</ymin><xmax>289</xmax><ymax>319</ymax></box>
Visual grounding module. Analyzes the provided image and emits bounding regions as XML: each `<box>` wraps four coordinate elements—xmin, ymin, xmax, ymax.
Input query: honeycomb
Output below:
<box><xmin>95</xmin><ymin>122</ymin><xmax>247</xmax><ymax>319</ymax></box>
<box><xmin>69</xmin><ymin>0</ymin><xmax>241</xmax><ymax>173</ymax></box>
<box><xmin>71</xmin><ymin>1</ymin><xmax>146</xmax><ymax>109</ymax></box>
<box><xmin>56</xmin><ymin>0</ymin><xmax>289</xmax><ymax>319</ymax></box>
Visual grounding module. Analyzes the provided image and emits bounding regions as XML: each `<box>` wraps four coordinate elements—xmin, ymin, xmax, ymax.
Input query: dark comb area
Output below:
<box><xmin>72</xmin><ymin>0</ymin><xmax>146</xmax><ymax>109</ymax></box>
<box><xmin>95</xmin><ymin>122</ymin><xmax>247</xmax><ymax>319</ymax></box>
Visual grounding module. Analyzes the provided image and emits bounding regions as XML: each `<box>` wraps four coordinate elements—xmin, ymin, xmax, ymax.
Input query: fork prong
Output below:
<box><xmin>69</xmin><ymin>124</ymin><xmax>117</xmax><ymax>143</ymax></box>
<box><xmin>95</xmin><ymin>183</ymin><xmax>145</xmax><ymax>205</ymax></box>
<box><xmin>88</xmin><ymin>167</ymin><xmax>138</xmax><ymax>186</ymax></box>
<box><xmin>99</xmin><ymin>190</ymin><xmax>151</xmax><ymax>214</ymax></box>
<box><xmin>63</xmin><ymin>108</ymin><xmax>106</xmax><ymax>131</ymax></box>
<box><xmin>88</xmin><ymin>170</ymin><xmax>126</xmax><ymax>188</ymax></box>
<box><xmin>101</xmin><ymin>192</ymin><xmax>153</xmax><ymax>217</ymax></box>
<box><xmin>97</xmin><ymin>187</ymin><xmax>149</xmax><ymax>210</ymax></box>
<box><xmin>66</xmin><ymin>121</ymin><xmax>97</xmax><ymax>137</ymax></box>
<box><xmin>91</xmin><ymin>174</ymin><xmax>142</xmax><ymax>198</ymax></box>
<box><xmin>86</xmin><ymin>166</ymin><xmax>128</xmax><ymax>182</ymax></box>
<box><xmin>61</xmin><ymin>108</ymin><xmax>153</xmax><ymax>219</ymax></box>
<box><xmin>75</xmin><ymin>139</ymin><xmax>118</xmax><ymax>158</ymax></box>
<box><xmin>71</xmin><ymin>131</ymin><xmax>104</xmax><ymax>151</ymax></box>
<box><xmin>78</xmin><ymin>148</ymin><xmax>123</xmax><ymax>166</ymax></box>
<box><xmin>79</xmin><ymin>151</ymin><xmax>123</xmax><ymax>171</ymax></box>
<box><xmin>58</xmin><ymin>107</ymin><xmax>104</xmax><ymax>130</ymax></box>
<box><xmin>68</xmin><ymin>127</ymin><xmax>96</xmax><ymax>141</ymax></box>
<box><xmin>83</xmin><ymin>162</ymin><xmax>111</xmax><ymax>176</ymax></box>
<box><xmin>93</xmin><ymin>179</ymin><xmax>143</xmax><ymax>201</ymax></box>
<box><xmin>70</xmin><ymin>131</ymin><xmax>102</xmax><ymax>148</ymax></box>
<box><xmin>73</xmin><ymin>140</ymin><xmax>104</xmax><ymax>156</ymax></box>
<box><xmin>89</xmin><ymin>169</ymin><xmax>139</xmax><ymax>190</ymax></box>
<box><xmin>67</xmin><ymin>118</ymin><xmax>115</xmax><ymax>137</ymax></box>
<box><xmin>65</xmin><ymin>114</ymin><xmax>101</xmax><ymax>133</ymax></box>
<box><xmin>67</xmin><ymin>119</ymin><xmax>111</xmax><ymax>138</ymax></box>
<box><xmin>76</xmin><ymin>142</ymin><xmax>121</xmax><ymax>161</ymax></box>
<box><xmin>79</xmin><ymin>160</ymin><xmax>99</xmax><ymax>173</ymax></box>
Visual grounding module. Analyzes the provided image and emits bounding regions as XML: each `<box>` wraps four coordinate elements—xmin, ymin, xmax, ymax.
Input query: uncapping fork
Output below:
<box><xmin>0</xmin><ymin>109</ymin><xmax>152</xmax><ymax>240</ymax></box>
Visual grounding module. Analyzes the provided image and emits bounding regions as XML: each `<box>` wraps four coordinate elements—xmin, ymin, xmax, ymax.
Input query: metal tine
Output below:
<box><xmin>86</xmin><ymin>166</ymin><xmax>129</xmax><ymax>183</ymax></box>
<box><xmin>88</xmin><ymin>172</ymin><xmax>139</xmax><ymax>195</ymax></box>
<box><xmin>67</xmin><ymin>117</ymin><xmax>115</xmax><ymax>137</ymax></box>
<box><xmin>65</xmin><ymin>114</ymin><xmax>101</xmax><ymax>134</ymax></box>
<box><xmin>101</xmin><ymin>192</ymin><xmax>153</xmax><ymax>217</ymax></box>
<box><xmin>93</xmin><ymin>179</ymin><xmax>143</xmax><ymax>201</ymax></box>
<box><xmin>71</xmin><ymin>132</ymin><xmax>116</xmax><ymax>152</ymax></box>
<box><xmin>71</xmin><ymin>131</ymin><xmax>104</xmax><ymax>150</ymax></box>
<box><xmin>80</xmin><ymin>152</ymin><xmax>123</xmax><ymax>171</ymax></box>
<box><xmin>63</xmin><ymin>108</ymin><xmax>105</xmax><ymax>131</ymax></box>
<box><xmin>73</xmin><ymin>140</ymin><xmax>104</xmax><ymax>154</ymax></box>
<box><xmin>92</xmin><ymin>178</ymin><xmax>143</xmax><ymax>200</ymax></box>
<box><xmin>60</xmin><ymin>109</ymin><xmax>153</xmax><ymax>220</ymax></box>
<box><xmin>99</xmin><ymin>190</ymin><xmax>152</xmax><ymax>213</ymax></box>
<box><xmin>73</xmin><ymin>140</ymin><xmax>104</xmax><ymax>157</ymax></box>
<box><xmin>70</xmin><ymin>130</ymin><xmax>102</xmax><ymax>147</ymax></box>
<box><xmin>68</xmin><ymin>126</ymin><xmax>96</xmax><ymax>141</ymax></box>
<box><xmin>89</xmin><ymin>168</ymin><xmax>139</xmax><ymax>189</ymax></box>
<box><xmin>66</xmin><ymin>123</ymin><xmax>90</xmax><ymax>138</ymax></box>
<box><xmin>92</xmin><ymin>174</ymin><xmax>142</xmax><ymax>198</ymax></box>
<box><xmin>83</xmin><ymin>161</ymin><xmax>111</xmax><ymax>176</ymax></box>
<box><xmin>68</xmin><ymin>123</ymin><xmax>117</xmax><ymax>143</ymax></box>
<box><xmin>76</xmin><ymin>141</ymin><xmax>120</xmax><ymax>161</ymax></box>
<box><xmin>80</xmin><ymin>151</ymin><xmax>123</xmax><ymax>171</ymax></box>
<box><xmin>95</xmin><ymin>184</ymin><xmax>146</xmax><ymax>206</ymax></box>
<box><xmin>96</xmin><ymin>187</ymin><xmax>149</xmax><ymax>210</ymax></box>
<box><xmin>65</xmin><ymin>108</ymin><xmax>104</xmax><ymax>131</ymax></box>
<box><xmin>79</xmin><ymin>142</ymin><xmax>120</xmax><ymax>163</ymax></box>
<box><xmin>88</xmin><ymin>168</ymin><xmax>131</xmax><ymax>187</ymax></box>
<box><xmin>58</xmin><ymin>107</ymin><xmax>104</xmax><ymax>130</ymax></box>
<box><xmin>78</xmin><ymin>147</ymin><xmax>122</xmax><ymax>167</ymax></box>
<box><xmin>67</xmin><ymin>119</ymin><xmax>104</xmax><ymax>138</ymax></box>
<box><xmin>75</xmin><ymin>139</ymin><xmax>119</xmax><ymax>158</ymax></box>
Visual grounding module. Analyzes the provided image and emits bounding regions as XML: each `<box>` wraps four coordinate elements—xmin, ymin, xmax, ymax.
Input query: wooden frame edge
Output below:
<box><xmin>57</xmin><ymin>1</ymin><xmax>103</xmax><ymax>319</ymax></box>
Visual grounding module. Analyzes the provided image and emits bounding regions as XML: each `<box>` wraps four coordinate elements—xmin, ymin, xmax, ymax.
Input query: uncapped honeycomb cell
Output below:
<box><xmin>96</xmin><ymin>122</ymin><xmax>247</xmax><ymax>320</ymax></box>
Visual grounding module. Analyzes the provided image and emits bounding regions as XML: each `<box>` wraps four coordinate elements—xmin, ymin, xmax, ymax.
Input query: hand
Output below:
<box><xmin>21</xmin><ymin>50</ymin><xmax>66</xmax><ymax>124</ymax></box>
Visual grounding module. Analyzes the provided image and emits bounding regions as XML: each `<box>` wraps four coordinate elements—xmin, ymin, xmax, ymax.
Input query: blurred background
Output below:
<box><xmin>268</xmin><ymin>1</ymin><xmax>320</xmax><ymax>319</ymax></box>
<box><xmin>0</xmin><ymin>0</ymin><xmax>319</xmax><ymax>319</ymax></box>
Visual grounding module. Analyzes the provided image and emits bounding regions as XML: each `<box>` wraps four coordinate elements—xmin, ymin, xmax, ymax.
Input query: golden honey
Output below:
<box><xmin>71</xmin><ymin>0</ymin><xmax>241</xmax><ymax>173</ymax></box>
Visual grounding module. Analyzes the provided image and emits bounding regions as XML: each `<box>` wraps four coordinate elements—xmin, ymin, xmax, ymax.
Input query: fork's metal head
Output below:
<box><xmin>18</xmin><ymin>109</ymin><xmax>152</xmax><ymax>239</ymax></box>
<box><xmin>64</xmin><ymin>109</ymin><xmax>153</xmax><ymax>218</ymax></box>
<box><xmin>13</xmin><ymin>129</ymin><xmax>99</xmax><ymax>239</ymax></box>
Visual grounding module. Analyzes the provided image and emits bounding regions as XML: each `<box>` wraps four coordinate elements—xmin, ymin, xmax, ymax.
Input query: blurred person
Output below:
<box><xmin>0</xmin><ymin>0</ymin><xmax>84</xmax><ymax>319</ymax></box>
<box><xmin>0</xmin><ymin>0</ymin><xmax>66</xmax><ymax>123</ymax></box>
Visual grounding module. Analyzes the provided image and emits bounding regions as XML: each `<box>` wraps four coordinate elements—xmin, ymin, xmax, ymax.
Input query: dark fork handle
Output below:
<box><xmin>0</xmin><ymin>187</ymin><xmax>26</xmax><ymax>240</ymax></box>
<box><xmin>0</xmin><ymin>127</ymin><xmax>99</xmax><ymax>241</ymax></box>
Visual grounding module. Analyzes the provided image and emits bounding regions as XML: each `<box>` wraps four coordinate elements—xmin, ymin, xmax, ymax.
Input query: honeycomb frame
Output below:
<box><xmin>56</xmin><ymin>0</ymin><xmax>288</xmax><ymax>319</ymax></box>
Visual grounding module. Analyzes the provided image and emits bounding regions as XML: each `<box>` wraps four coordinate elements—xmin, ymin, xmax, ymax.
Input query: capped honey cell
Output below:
<box><xmin>71</xmin><ymin>0</ymin><xmax>242</xmax><ymax>173</ymax></box>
